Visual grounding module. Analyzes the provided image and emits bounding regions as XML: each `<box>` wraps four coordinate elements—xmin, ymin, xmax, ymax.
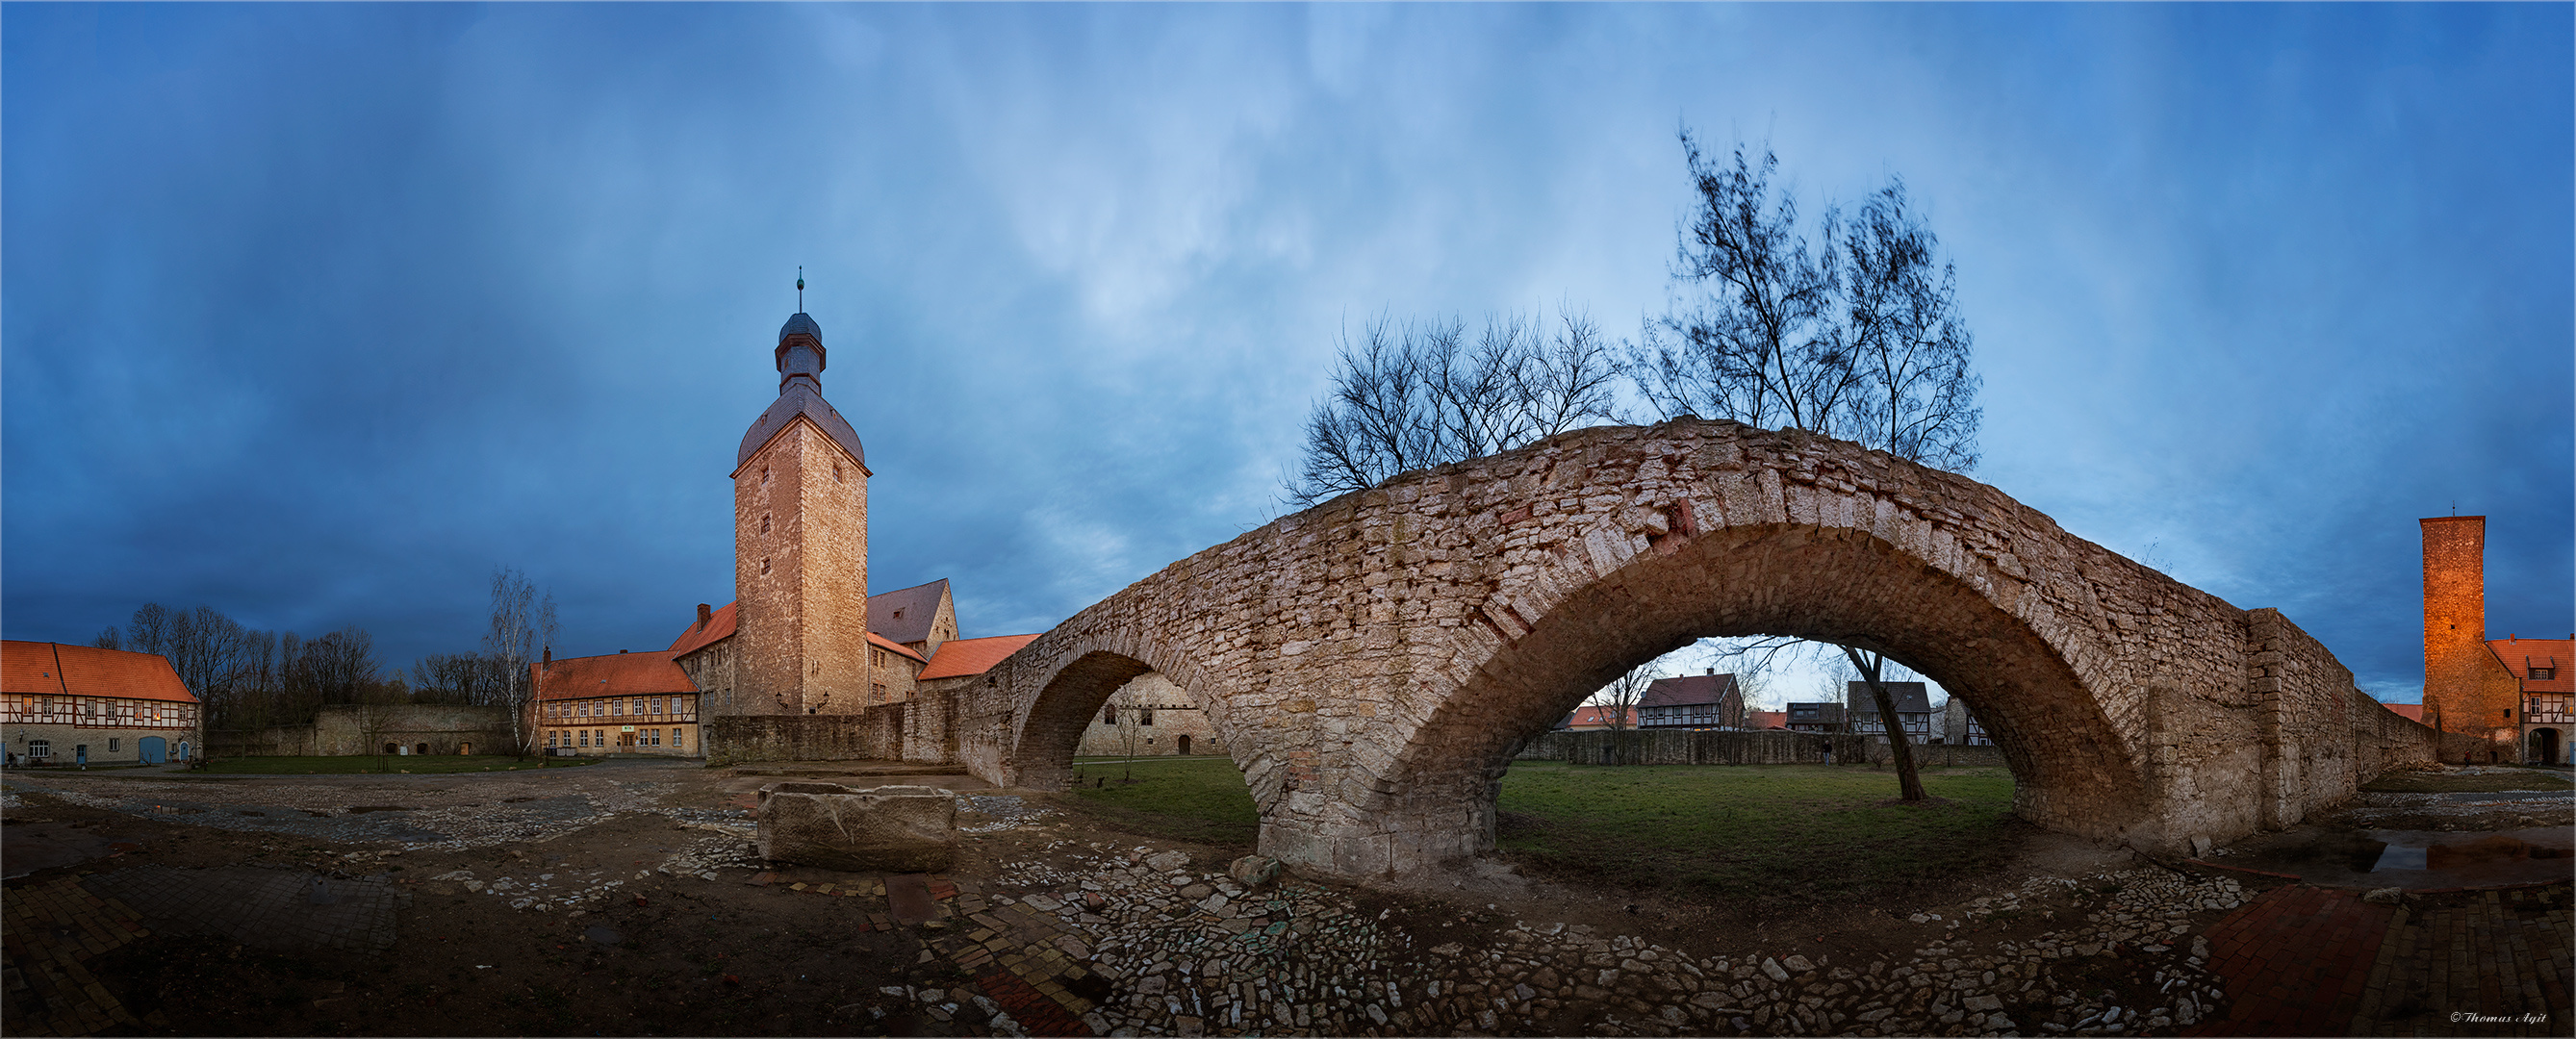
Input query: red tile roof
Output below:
<box><xmin>1560</xmin><ymin>705</ymin><xmax>1638</xmax><ymax>729</ymax></box>
<box><xmin>919</xmin><ymin>634</ymin><xmax>1041</xmax><ymax>680</ymax></box>
<box><xmin>2383</xmin><ymin>702</ymin><xmax>2425</xmax><ymax>723</ymax></box>
<box><xmin>2488</xmin><ymin>637</ymin><xmax>2573</xmax><ymax>694</ymax></box>
<box><xmin>534</xmin><ymin>652</ymin><xmax>699</xmax><ymax>701</ymax></box>
<box><xmin>1746</xmin><ymin>710</ymin><xmax>1789</xmax><ymax>730</ymax></box>
<box><xmin>2</xmin><ymin>642</ymin><xmax>198</xmax><ymax>702</ymax></box>
<box><xmin>667</xmin><ymin>602</ymin><xmax>737</xmax><ymax>657</ymax></box>
<box><xmin>663</xmin><ymin>600</ymin><xmax>923</xmax><ymax>664</ymax></box>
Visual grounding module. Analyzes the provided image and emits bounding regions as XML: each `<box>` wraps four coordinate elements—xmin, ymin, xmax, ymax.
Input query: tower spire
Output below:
<box><xmin>797</xmin><ymin>266</ymin><xmax>804</xmax><ymax>312</ymax></box>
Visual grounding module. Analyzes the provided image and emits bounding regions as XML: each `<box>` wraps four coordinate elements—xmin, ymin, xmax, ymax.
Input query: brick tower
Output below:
<box><xmin>731</xmin><ymin>312</ymin><xmax>871</xmax><ymax>715</ymax></box>
<box><xmin>2420</xmin><ymin>516</ymin><xmax>2508</xmax><ymax>735</ymax></box>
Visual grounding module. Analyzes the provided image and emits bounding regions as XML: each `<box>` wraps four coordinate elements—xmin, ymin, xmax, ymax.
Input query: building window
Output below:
<box><xmin>650</xmin><ymin>698</ymin><xmax>662</xmax><ymax>715</ymax></box>
<box><xmin>761</xmin><ymin>557</ymin><xmax>771</xmax><ymax>575</ymax></box>
<box><xmin>2535</xmin><ymin>668</ymin><xmax>2558</xmax><ymax>680</ymax></box>
<box><xmin>671</xmin><ymin>728</ymin><xmax>685</xmax><ymax>749</ymax></box>
<box><xmin>1103</xmin><ymin>705</ymin><xmax>1118</xmax><ymax>725</ymax></box>
<box><xmin>108</xmin><ymin>739</ymin><xmax>119</xmax><ymax>752</ymax></box>
<box><xmin>1139</xmin><ymin>709</ymin><xmax>1154</xmax><ymax>726</ymax></box>
<box><xmin>28</xmin><ymin>740</ymin><xmax>50</xmax><ymax>760</ymax></box>
<box><xmin>761</xmin><ymin>514</ymin><xmax>772</xmax><ymax>535</ymax></box>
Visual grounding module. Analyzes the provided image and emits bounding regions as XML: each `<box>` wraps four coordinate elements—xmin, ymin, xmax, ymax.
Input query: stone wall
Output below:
<box><xmin>1513</xmin><ymin>730</ymin><xmax>2010</xmax><ymax>769</ymax></box>
<box><xmin>948</xmin><ymin>419</ymin><xmax>2438</xmax><ymax>882</ymax></box>
<box><xmin>735</xmin><ymin>418</ymin><xmax>870</xmax><ymax>717</ymax></box>
<box><xmin>705</xmin><ymin>690</ymin><xmax>954</xmax><ymax>766</ymax></box>
<box><xmin>211</xmin><ymin>704</ymin><xmax>514</xmax><ymax>758</ymax></box>
<box><xmin>1074</xmin><ymin>672</ymin><xmax>1230</xmax><ymax>757</ymax></box>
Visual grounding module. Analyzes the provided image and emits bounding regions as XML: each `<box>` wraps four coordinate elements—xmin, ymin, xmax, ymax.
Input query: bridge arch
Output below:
<box><xmin>1365</xmin><ymin>520</ymin><xmax>2154</xmax><ymax>875</ymax></box>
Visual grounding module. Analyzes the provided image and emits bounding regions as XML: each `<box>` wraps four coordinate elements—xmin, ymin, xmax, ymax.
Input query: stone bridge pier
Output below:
<box><xmin>954</xmin><ymin>420</ymin><xmax>2437</xmax><ymax>883</ymax></box>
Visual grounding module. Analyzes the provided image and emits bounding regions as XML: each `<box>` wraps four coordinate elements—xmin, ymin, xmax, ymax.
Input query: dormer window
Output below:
<box><xmin>2533</xmin><ymin>668</ymin><xmax>2557</xmax><ymax>680</ymax></box>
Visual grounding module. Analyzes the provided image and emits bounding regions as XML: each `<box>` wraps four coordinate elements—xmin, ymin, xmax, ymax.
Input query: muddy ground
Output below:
<box><xmin>2</xmin><ymin>759</ymin><xmax>2563</xmax><ymax>1037</ymax></box>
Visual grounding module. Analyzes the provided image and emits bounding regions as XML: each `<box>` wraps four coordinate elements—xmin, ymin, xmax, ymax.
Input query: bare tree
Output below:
<box><xmin>1288</xmin><ymin>306</ymin><xmax>1621</xmax><ymax>507</ymax></box>
<box><xmin>1589</xmin><ymin>665</ymin><xmax>1654</xmax><ymax>765</ymax></box>
<box><xmin>483</xmin><ymin>568</ymin><xmax>558</xmax><ymax>758</ymax></box>
<box><xmin>91</xmin><ymin>627</ymin><xmax>121</xmax><ymax>650</ymax></box>
<box><xmin>1630</xmin><ymin>132</ymin><xmax>1984</xmax><ymax>803</ymax></box>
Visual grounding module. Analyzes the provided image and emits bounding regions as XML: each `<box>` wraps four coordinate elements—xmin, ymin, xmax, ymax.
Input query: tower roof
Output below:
<box><xmin>737</xmin><ymin>311</ymin><xmax>865</xmax><ymax>472</ymax></box>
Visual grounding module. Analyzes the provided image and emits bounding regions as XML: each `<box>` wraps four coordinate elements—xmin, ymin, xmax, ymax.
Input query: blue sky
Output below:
<box><xmin>6</xmin><ymin>3</ymin><xmax>2568</xmax><ymax>707</ymax></box>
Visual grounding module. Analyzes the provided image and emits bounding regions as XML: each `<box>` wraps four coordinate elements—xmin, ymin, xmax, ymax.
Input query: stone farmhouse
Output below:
<box><xmin>1634</xmin><ymin>672</ymin><xmax>1746</xmax><ymax>729</ymax></box>
<box><xmin>2418</xmin><ymin>516</ymin><xmax>2574</xmax><ymax>764</ymax></box>
<box><xmin>1074</xmin><ymin>671</ymin><xmax>1228</xmax><ymax>758</ymax></box>
<box><xmin>1</xmin><ymin>641</ymin><xmax>203</xmax><ymax>766</ymax></box>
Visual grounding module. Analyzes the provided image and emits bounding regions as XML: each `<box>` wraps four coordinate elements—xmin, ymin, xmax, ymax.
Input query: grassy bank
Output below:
<box><xmin>196</xmin><ymin>754</ymin><xmax>591</xmax><ymax>775</ymax></box>
<box><xmin>1495</xmin><ymin>761</ymin><xmax>2020</xmax><ymax>910</ymax></box>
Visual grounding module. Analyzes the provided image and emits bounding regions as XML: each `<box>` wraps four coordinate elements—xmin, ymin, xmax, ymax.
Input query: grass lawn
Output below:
<box><xmin>1063</xmin><ymin>755</ymin><xmax>1261</xmax><ymax>848</ymax></box>
<box><xmin>2359</xmin><ymin>768</ymin><xmax>2575</xmax><ymax>794</ymax></box>
<box><xmin>196</xmin><ymin>754</ymin><xmax>593</xmax><ymax>775</ymax></box>
<box><xmin>1495</xmin><ymin>761</ymin><xmax>2021</xmax><ymax>910</ymax></box>
<box><xmin>1051</xmin><ymin>755</ymin><xmax>2021</xmax><ymax>911</ymax></box>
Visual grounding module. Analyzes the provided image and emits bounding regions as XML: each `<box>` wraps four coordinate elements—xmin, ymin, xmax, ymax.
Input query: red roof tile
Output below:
<box><xmin>533</xmin><ymin>652</ymin><xmax>699</xmax><ymax>701</ymax></box>
<box><xmin>2383</xmin><ymin>702</ymin><xmax>2425</xmax><ymax>723</ymax></box>
<box><xmin>667</xmin><ymin>602</ymin><xmax>737</xmax><ymax>657</ymax></box>
<box><xmin>2</xmin><ymin>642</ymin><xmax>197</xmax><ymax>702</ymax></box>
<box><xmin>919</xmin><ymin>634</ymin><xmax>1040</xmax><ymax>680</ymax></box>
<box><xmin>1746</xmin><ymin>710</ymin><xmax>1789</xmax><ymax>730</ymax></box>
<box><xmin>2488</xmin><ymin>637</ymin><xmax>2573</xmax><ymax>694</ymax></box>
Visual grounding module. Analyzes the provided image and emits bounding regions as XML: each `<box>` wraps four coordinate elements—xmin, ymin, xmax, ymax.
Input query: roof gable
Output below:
<box><xmin>867</xmin><ymin>579</ymin><xmax>952</xmax><ymax>646</ymax></box>
<box><xmin>2487</xmin><ymin>637</ymin><xmax>2573</xmax><ymax>694</ymax></box>
<box><xmin>3</xmin><ymin>641</ymin><xmax>198</xmax><ymax>702</ymax></box>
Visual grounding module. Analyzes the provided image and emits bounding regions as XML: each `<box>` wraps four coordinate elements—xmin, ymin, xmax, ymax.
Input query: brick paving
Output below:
<box><xmin>0</xmin><ymin>876</ymin><xmax>163</xmax><ymax>1036</ymax></box>
<box><xmin>2187</xmin><ymin>880</ymin><xmax>2572</xmax><ymax>1038</ymax></box>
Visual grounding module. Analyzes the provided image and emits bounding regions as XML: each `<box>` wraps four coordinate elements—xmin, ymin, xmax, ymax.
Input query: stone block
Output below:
<box><xmin>755</xmin><ymin>782</ymin><xmax>956</xmax><ymax>873</ymax></box>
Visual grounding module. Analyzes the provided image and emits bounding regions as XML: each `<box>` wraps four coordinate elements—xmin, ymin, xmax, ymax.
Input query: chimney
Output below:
<box><xmin>1704</xmin><ymin>668</ymin><xmax>1715</xmax><ymax>676</ymax></box>
<box><xmin>619</xmin><ymin>649</ymin><xmax>628</xmax><ymax>654</ymax></box>
<box><xmin>698</xmin><ymin>603</ymin><xmax>712</xmax><ymax>627</ymax></box>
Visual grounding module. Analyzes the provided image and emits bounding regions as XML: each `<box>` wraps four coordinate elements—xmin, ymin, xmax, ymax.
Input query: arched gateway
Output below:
<box><xmin>956</xmin><ymin>420</ymin><xmax>2437</xmax><ymax>881</ymax></box>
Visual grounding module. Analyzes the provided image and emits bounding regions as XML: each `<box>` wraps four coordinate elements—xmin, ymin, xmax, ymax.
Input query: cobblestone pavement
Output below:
<box><xmin>1</xmin><ymin>876</ymin><xmax>163</xmax><ymax>1036</ymax></box>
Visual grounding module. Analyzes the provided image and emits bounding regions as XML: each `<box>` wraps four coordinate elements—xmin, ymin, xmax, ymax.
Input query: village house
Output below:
<box><xmin>531</xmin><ymin>649</ymin><xmax>704</xmax><ymax>756</ymax></box>
<box><xmin>1076</xmin><ymin>672</ymin><xmax>1228</xmax><ymax>757</ymax></box>
<box><xmin>1743</xmin><ymin>709</ymin><xmax>1789</xmax><ymax>731</ymax></box>
<box><xmin>1783</xmin><ymin>701</ymin><xmax>1844</xmax><ymax>733</ymax></box>
<box><xmin>1</xmin><ymin>641</ymin><xmax>202</xmax><ymax>766</ymax></box>
<box><xmin>2419</xmin><ymin>516</ymin><xmax>2571</xmax><ymax>762</ymax></box>
<box><xmin>1844</xmin><ymin>681</ymin><xmax>1934</xmax><ymax>744</ymax></box>
<box><xmin>1943</xmin><ymin>697</ymin><xmax>1992</xmax><ymax>746</ymax></box>
<box><xmin>2496</xmin><ymin>635</ymin><xmax>2571</xmax><ymax>765</ymax></box>
<box><xmin>1635</xmin><ymin>672</ymin><xmax>1746</xmax><ymax>729</ymax></box>
<box><xmin>1554</xmin><ymin>704</ymin><xmax>1639</xmax><ymax>731</ymax></box>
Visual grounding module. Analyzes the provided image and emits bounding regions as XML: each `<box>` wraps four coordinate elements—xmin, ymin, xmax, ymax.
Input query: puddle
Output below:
<box><xmin>2226</xmin><ymin>825</ymin><xmax>2574</xmax><ymax>889</ymax></box>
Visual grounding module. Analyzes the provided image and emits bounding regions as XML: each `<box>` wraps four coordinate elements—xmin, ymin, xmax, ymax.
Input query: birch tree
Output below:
<box><xmin>482</xmin><ymin>568</ymin><xmax>558</xmax><ymax>758</ymax></box>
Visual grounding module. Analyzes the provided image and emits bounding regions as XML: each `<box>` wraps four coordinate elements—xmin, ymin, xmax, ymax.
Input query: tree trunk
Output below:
<box><xmin>1842</xmin><ymin>645</ymin><xmax>1926</xmax><ymax>802</ymax></box>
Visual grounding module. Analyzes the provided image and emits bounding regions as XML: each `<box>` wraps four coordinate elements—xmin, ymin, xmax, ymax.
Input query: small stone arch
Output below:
<box><xmin>1011</xmin><ymin>647</ymin><xmax>1239</xmax><ymax>793</ymax></box>
<box><xmin>2532</xmin><ymin>727</ymin><xmax>2563</xmax><ymax>766</ymax></box>
<box><xmin>384</xmin><ymin>743</ymin><xmax>399</xmax><ymax>755</ymax></box>
<box><xmin>416</xmin><ymin>743</ymin><xmax>431</xmax><ymax>756</ymax></box>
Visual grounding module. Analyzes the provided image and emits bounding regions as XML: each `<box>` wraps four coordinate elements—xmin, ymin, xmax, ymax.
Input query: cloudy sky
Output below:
<box><xmin>6</xmin><ymin>3</ymin><xmax>2567</xmax><ymax>707</ymax></box>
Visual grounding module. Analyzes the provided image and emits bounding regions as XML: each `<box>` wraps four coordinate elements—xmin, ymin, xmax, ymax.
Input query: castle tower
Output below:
<box><xmin>2421</xmin><ymin>516</ymin><xmax>2495</xmax><ymax>733</ymax></box>
<box><xmin>732</xmin><ymin>312</ymin><xmax>871</xmax><ymax>715</ymax></box>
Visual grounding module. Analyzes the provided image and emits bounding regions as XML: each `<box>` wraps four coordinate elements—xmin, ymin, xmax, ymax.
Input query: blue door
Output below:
<box><xmin>139</xmin><ymin>737</ymin><xmax>166</xmax><ymax>764</ymax></box>
<box><xmin>75</xmin><ymin>745</ymin><xmax>88</xmax><ymax>766</ymax></box>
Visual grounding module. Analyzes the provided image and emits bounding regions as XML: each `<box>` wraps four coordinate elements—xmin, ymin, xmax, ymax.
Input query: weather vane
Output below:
<box><xmin>797</xmin><ymin>266</ymin><xmax>805</xmax><ymax>312</ymax></box>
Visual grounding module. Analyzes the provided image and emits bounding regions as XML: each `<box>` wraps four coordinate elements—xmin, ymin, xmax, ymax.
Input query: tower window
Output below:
<box><xmin>761</xmin><ymin>557</ymin><xmax>772</xmax><ymax>575</ymax></box>
<box><xmin>761</xmin><ymin>514</ymin><xmax>771</xmax><ymax>535</ymax></box>
<box><xmin>761</xmin><ymin>466</ymin><xmax>771</xmax><ymax>486</ymax></box>
<box><xmin>835</xmin><ymin>462</ymin><xmax>844</xmax><ymax>483</ymax></box>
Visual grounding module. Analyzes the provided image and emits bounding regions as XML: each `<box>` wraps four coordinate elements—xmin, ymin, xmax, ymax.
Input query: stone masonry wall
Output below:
<box><xmin>1074</xmin><ymin>672</ymin><xmax>1230</xmax><ymax>757</ymax></box>
<box><xmin>704</xmin><ymin>690</ymin><xmax>953</xmax><ymax>766</ymax></box>
<box><xmin>955</xmin><ymin>419</ymin><xmax>2436</xmax><ymax>882</ymax></box>
<box><xmin>735</xmin><ymin>418</ymin><xmax>869</xmax><ymax>717</ymax></box>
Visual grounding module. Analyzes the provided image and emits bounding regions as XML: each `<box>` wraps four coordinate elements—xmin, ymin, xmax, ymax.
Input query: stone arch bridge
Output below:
<box><xmin>952</xmin><ymin>420</ymin><xmax>2436</xmax><ymax>882</ymax></box>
